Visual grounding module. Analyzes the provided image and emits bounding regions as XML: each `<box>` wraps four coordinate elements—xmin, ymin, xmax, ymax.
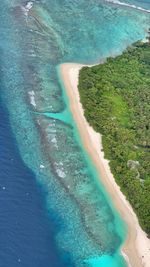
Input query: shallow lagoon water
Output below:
<box><xmin>0</xmin><ymin>1</ymin><xmax>150</xmax><ymax>266</ymax></box>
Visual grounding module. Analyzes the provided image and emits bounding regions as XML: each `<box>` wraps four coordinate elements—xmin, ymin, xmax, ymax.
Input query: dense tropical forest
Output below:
<box><xmin>78</xmin><ymin>41</ymin><xmax>150</xmax><ymax>236</ymax></box>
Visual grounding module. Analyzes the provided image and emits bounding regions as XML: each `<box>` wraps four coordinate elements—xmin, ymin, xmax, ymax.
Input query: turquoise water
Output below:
<box><xmin>0</xmin><ymin>0</ymin><xmax>150</xmax><ymax>266</ymax></box>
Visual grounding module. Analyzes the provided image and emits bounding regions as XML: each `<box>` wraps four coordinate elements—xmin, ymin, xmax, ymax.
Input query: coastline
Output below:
<box><xmin>60</xmin><ymin>63</ymin><xmax>150</xmax><ymax>267</ymax></box>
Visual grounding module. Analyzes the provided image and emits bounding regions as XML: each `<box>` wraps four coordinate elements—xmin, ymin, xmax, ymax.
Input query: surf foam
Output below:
<box><xmin>105</xmin><ymin>0</ymin><xmax>150</xmax><ymax>13</ymax></box>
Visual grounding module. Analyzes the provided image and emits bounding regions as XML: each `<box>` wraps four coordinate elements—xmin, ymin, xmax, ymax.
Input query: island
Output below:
<box><xmin>60</xmin><ymin>40</ymin><xmax>150</xmax><ymax>267</ymax></box>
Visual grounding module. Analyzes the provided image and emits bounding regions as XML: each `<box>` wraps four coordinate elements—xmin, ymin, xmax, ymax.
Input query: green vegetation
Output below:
<box><xmin>78</xmin><ymin>41</ymin><xmax>150</xmax><ymax>236</ymax></box>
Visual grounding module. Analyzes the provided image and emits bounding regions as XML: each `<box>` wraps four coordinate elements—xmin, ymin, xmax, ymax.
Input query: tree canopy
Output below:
<box><xmin>78</xmin><ymin>41</ymin><xmax>150</xmax><ymax>236</ymax></box>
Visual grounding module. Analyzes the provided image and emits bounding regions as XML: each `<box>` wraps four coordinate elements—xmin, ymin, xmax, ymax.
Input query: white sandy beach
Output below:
<box><xmin>60</xmin><ymin>63</ymin><xmax>150</xmax><ymax>267</ymax></box>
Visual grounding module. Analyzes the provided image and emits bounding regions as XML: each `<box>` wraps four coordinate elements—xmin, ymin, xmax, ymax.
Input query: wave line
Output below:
<box><xmin>105</xmin><ymin>0</ymin><xmax>150</xmax><ymax>13</ymax></box>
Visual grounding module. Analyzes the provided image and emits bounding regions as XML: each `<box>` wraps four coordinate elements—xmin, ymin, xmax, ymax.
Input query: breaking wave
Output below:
<box><xmin>105</xmin><ymin>0</ymin><xmax>150</xmax><ymax>13</ymax></box>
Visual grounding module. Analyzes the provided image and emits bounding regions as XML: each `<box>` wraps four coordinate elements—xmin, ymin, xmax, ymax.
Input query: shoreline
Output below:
<box><xmin>60</xmin><ymin>63</ymin><xmax>150</xmax><ymax>267</ymax></box>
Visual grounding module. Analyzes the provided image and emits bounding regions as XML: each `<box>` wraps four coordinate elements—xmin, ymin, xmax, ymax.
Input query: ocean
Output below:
<box><xmin>0</xmin><ymin>1</ymin><xmax>149</xmax><ymax>266</ymax></box>
<box><xmin>0</xmin><ymin>97</ymin><xmax>69</xmax><ymax>267</ymax></box>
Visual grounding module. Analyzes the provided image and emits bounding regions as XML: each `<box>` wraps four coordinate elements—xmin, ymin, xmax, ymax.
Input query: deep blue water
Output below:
<box><xmin>0</xmin><ymin>98</ymin><xmax>68</xmax><ymax>267</ymax></box>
